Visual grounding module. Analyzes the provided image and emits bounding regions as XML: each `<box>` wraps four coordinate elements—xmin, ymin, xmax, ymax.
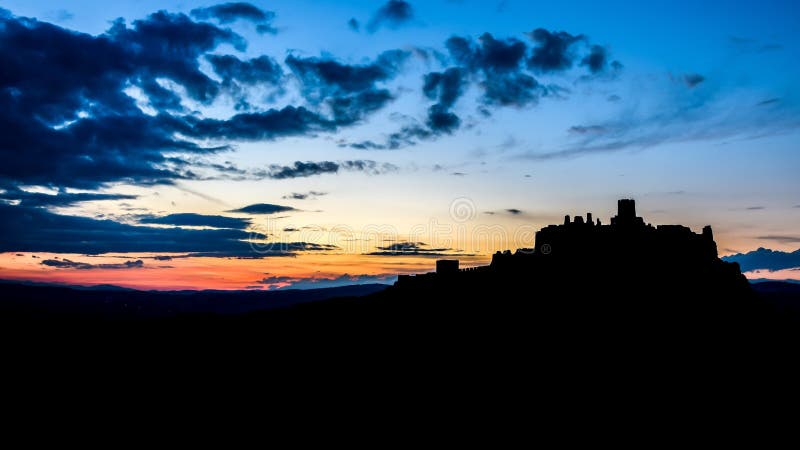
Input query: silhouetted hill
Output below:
<box><xmin>0</xmin><ymin>281</ymin><xmax>388</xmax><ymax>319</ymax></box>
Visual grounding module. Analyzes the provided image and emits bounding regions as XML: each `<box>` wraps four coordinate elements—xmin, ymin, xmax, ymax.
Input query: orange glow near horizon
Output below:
<box><xmin>0</xmin><ymin>252</ymin><xmax>491</xmax><ymax>290</ymax></box>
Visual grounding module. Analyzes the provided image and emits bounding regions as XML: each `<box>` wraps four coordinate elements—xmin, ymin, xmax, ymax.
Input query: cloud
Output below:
<box><xmin>0</xmin><ymin>10</ymin><xmax>246</xmax><ymax>189</ymax></box>
<box><xmin>758</xmin><ymin>98</ymin><xmax>781</xmax><ymax>106</ymax></box>
<box><xmin>207</xmin><ymin>54</ymin><xmax>283</xmax><ymax>86</ymax></box>
<box><xmin>190</xmin><ymin>2</ymin><xmax>277</xmax><ymax>33</ymax></box>
<box><xmin>683</xmin><ymin>73</ymin><xmax>705</xmax><ymax>88</ymax></box>
<box><xmin>0</xmin><ymin>9</ymin><xmax>407</xmax><ymax>192</ymax></box>
<box><xmin>525</xmin><ymin>71</ymin><xmax>800</xmax><ymax>161</ymax></box>
<box><xmin>581</xmin><ymin>45</ymin><xmax>608</xmax><ymax>73</ymax></box>
<box><xmin>723</xmin><ymin>247</ymin><xmax>800</xmax><ymax>271</ymax></box>
<box><xmin>757</xmin><ymin>235</ymin><xmax>800</xmax><ymax>244</ymax></box>
<box><xmin>526</xmin><ymin>28</ymin><xmax>584</xmax><ymax>72</ymax></box>
<box><xmin>258</xmin><ymin>273</ymin><xmax>395</xmax><ymax>290</ymax></box>
<box><xmin>446</xmin><ymin>34</ymin><xmax>527</xmax><ymax>72</ymax></box>
<box><xmin>182</xmin><ymin>106</ymin><xmax>337</xmax><ymax>141</ymax></box>
<box><xmin>286</xmin><ymin>49</ymin><xmax>408</xmax><ymax>104</ymax></box>
<box><xmin>367</xmin><ymin>1</ymin><xmax>414</xmax><ymax>33</ymax></box>
<box><xmin>446</xmin><ymin>34</ymin><xmax>547</xmax><ymax>108</ymax></box>
<box><xmin>569</xmin><ymin>125</ymin><xmax>607</xmax><ymax>135</ymax></box>
<box><xmin>283</xmin><ymin>191</ymin><xmax>327</xmax><ymax>200</ymax></box>
<box><xmin>422</xmin><ymin>67</ymin><xmax>466</xmax><ymax>133</ymax></box>
<box><xmin>506</xmin><ymin>208</ymin><xmax>523</xmax><ymax>215</ymax></box>
<box><xmin>228</xmin><ymin>203</ymin><xmax>296</xmax><ymax>214</ymax></box>
<box><xmin>263</xmin><ymin>160</ymin><xmax>398</xmax><ymax>179</ymax></box>
<box><xmin>348</xmin><ymin>18</ymin><xmax>360</xmax><ymax>31</ymax></box>
<box><xmin>369</xmin><ymin>241</ymin><xmax>457</xmax><ymax>256</ymax></box>
<box><xmin>481</xmin><ymin>72</ymin><xmax>543</xmax><ymax>107</ymax></box>
<box><xmin>0</xmin><ymin>203</ymin><xmax>282</xmax><ymax>256</ymax></box>
<box><xmin>42</xmin><ymin>258</ymin><xmax>144</xmax><ymax>270</ymax></box>
<box><xmin>139</xmin><ymin>213</ymin><xmax>251</xmax><ymax>229</ymax></box>
<box><xmin>0</xmin><ymin>188</ymin><xmax>137</xmax><ymax>207</ymax></box>
<box><xmin>3</xmin><ymin>7</ymin><xmax>629</xmax><ymax>191</ymax></box>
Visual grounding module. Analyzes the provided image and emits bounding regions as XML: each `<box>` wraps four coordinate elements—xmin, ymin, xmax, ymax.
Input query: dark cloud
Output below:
<box><xmin>0</xmin><ymin>204</ymin><xmax>282</xmax><ymax>256</ymax></box>
<box><xmin>443</xmin><ymin>34</ymin><xmax>547</xmax><ymax>109</ymax></box>
<box><xmin>228</xmin><ymin>204</ymin><xmax>296</xmax><ymax>214</ymax></box>
<box><xmin>0</xmin><ymin>10</ymin><xmax>245</xmax><ymax>189</ymax></box>
<box><xmin>369</xmin><ymin>242</ymin><xmax>456</xmax><ymax>256</ymax></box>
<box><xmin>286</xmin><ymin>50</ymin><xmax>408</xmax><ymax>99</ymax></box>
<box><xmin>683</xmin><ymin>73</ymin><xmax>705</xmax><ymax>88</ymax></box>
<box><xmin>427</xmin><ymin>105</ymin><xmax>462</xmax><ymax>133</ymax></box>
<box><xmin>205</xmin><ymin>53</ymin><xmax>284</xmax><ymax>109</ymax></box>
<box><xmin>367</xmin><ymin>1</ymin><xmax>414</xmax><ymax>33</ymax></box>
<box><xmin>1</xmin><ymin>6</ymin><xmax>626</xmax><ymax>204</ymax></box>
<box><xmin>506</xmin><ymin>208</ymin><xmax>523</xmax><ymax>215</ymax></box>
<box><xmin>423</xmin><ymin>67</ymin><xmax>465</xmax><ymax>108</ymax></box>
<box><xmin>285</xmin><ymin>50</ymin><xmax>408</xmax><ymax>123</ymax></box>
<box><xmin>108</xmin><ymin>11</ymin><xmax>246</xmax><ymax>102</ymax></box>
<box><xmin>42</xmin><ymin>258</ymin><xmax>144</xmax><ymax>270</ymax></box>
<box><xmin>0</xmin><ymin>9</ymin><xmax>406</xmax><ymax>193</ymax></box>
<box><xmin>527</xmin><ymin>28</ymin><xmax>584</xmax><ymax>72</ymax></box>
<box><xmin>481</xmin><ymin>72</ymin><xmax>543</xmax><ymax>107</ymax></box>
<box><xmin>207</xmin><ymin>54</ymin><xmax>283</xmax><ymax>86</ymax></box>
<box><xmin>745</xmin><ymin>206</ymin><xmax>766</xmax><ymax>211</ymax></box>
<box><xmin>183</xmin><ymin>106</ymin><xmax>336</xmax><ymax>141</ymax></box>
<box><xmin>758</xmin><ymin>98</ymin><xmax>781</xmax><ymax>106</ymax></box>
<box><xmin>722</xmin><ymin>247</ymin><xmax>800</xmax><ymax>272</ymax></box>
<box><xmin>348</xmin><ymin>18</ymin><xmax>360</xmax><ymax>31</ymax></box>
<box><xmin>282</xmin><ymin>191</ymin><xmax>327</xmax><ymax>200</ymax></box>
<box><xmin>328</xmin><ymin>89</ymin><xmax>394</xmax><ymax>123</ymax></box>
<box><xmin>0</xmin><ymin>189</ymin><xmax>137</xmax><ymax>208</ymax></box>
<box><xmin>346</xmin><ymin>123</ymin><xmax>433</xmax><ymax>150</ymax></box>
<box><xmin>190</xmin><ymin>2</ymin><xmax>277</xmax><ymax>34</ymax></box>
<box><xmin>569</xmin><ymin>125</ymin><xmax>607</xmax><ymax>135</ymax></box>
<box><xmin>139</xmin><ymin>213</ymin><xmax>251</xmax><ymax>229</ymax></box>
<box><xmin>581</xmin><ymin>45</ymin><xmax>607</xmax><ymax>73</ymax></box>
<box><xmin>446</xmin><ymin>33</ymin><xmax>527</xmax><ymax>72</ymax></box>
<box><xmin>263</xmin><ymin>160</ymin><xmax>398</xmax><ymax>179</ymax></box>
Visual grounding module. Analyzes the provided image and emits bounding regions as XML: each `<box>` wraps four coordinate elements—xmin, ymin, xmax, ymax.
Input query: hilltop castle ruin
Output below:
<box><xmin>397</xmin><ymin>199</ymin><xmax>727</xmax><ymax>287</ymax></box>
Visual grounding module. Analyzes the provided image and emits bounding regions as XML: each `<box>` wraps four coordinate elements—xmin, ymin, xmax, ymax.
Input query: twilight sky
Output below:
<box><xmin>1</xmin><ymin>0</ymin><xmax>799</xmax><ymax>289</ymax></box>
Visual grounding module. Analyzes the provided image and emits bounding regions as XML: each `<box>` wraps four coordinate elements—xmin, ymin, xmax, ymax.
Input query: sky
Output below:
<box><xmin>0</xmin><ymin>0</ymin><xmax>799</xmax><ymax>289</ymax></box>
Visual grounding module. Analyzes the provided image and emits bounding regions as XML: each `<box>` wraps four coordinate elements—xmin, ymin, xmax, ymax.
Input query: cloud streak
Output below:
<box><xmin>228</xmin><ymin>204</ymin><xmax>296</xmax><ymax>214</ymax></box>
<box><xmin>262</xmin><ymin>160</ymin><xmax>398</xmax><ymax>179</ymax></box>
<box><xmin>42</xmin><ymin>258</ymin><xmax>145</xmax><ymax>270</ymax></box>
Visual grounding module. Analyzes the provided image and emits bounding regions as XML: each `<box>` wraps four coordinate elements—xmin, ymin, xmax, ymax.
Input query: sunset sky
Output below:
<box><xmin>1</xmin><ymin>0</ymin><xmax>798</xmax><ymax>289</ymax></box>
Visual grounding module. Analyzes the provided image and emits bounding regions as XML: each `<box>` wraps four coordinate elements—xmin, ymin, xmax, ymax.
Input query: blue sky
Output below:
<box><xmin>0</xmin><ymin>1</ymin><xmax>798</xmax><ymax>288</ymax></box>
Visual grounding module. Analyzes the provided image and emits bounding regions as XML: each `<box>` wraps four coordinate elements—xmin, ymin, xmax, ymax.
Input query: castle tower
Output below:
<box><xmin>618</xmin><ymin>199</ymin><xmax>636</xmax><ymax>221</ymax></box>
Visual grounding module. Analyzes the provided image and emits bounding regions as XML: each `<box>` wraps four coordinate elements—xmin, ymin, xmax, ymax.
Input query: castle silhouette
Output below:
<box><xmin>397</xmin><ymin>199</ymin><xmax>729</xmax><ymax>286</ymax></box>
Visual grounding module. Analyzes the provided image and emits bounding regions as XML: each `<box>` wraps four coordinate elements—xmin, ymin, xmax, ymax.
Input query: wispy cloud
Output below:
<box><xmin>42</xmin><ymin>258</ymin><xmax>144</xmax><ymax>270</ymax></box>
<box><xmin>228</xmin><ymin>203</ymin><xmax>296</xmax><ymax>214</ymax></box>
